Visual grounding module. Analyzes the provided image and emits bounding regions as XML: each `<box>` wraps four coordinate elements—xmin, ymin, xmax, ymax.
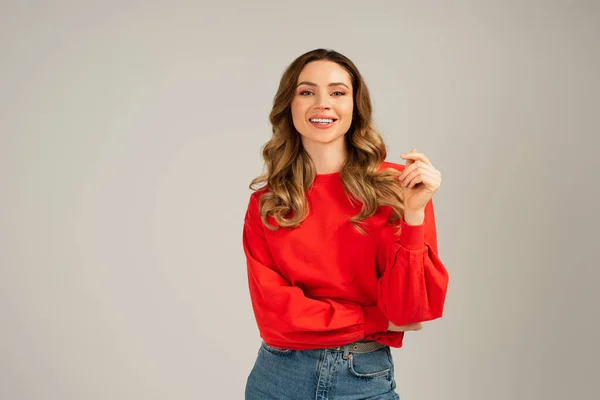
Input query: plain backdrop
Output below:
<box><xmin>1</xmin><ymin>1</ymin><xmax>599</xmax><ymax>399</ymax></box>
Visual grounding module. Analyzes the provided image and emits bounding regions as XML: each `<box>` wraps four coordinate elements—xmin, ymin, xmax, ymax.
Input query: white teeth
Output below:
<box><xmin>310</xmin><ymin>118</ymin><xmax>334</xmax><ymax>123</ymax></box>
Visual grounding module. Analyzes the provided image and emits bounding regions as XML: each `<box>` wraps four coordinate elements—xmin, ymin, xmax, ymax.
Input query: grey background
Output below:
<box><xmin>1</xmin><ymin>1</ymin><xmax>599</xmax><ymax>399</ymax></box>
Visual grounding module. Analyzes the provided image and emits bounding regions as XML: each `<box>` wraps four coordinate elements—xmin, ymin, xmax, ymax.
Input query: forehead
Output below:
<box><xmin>297</xmin><ymin>60</ymin><xmax>352</xmax><ymax>86</ymax></box>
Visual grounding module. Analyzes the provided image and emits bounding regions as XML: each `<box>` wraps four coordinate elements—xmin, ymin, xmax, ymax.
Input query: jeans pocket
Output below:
<box><xmin>261</xmin><ymin>341</ymin><xmax>293</xmax><ymax>355</ymax></box>
<box><xmin>347</xmin><ymin>347</ymin><xmax>392</xmax><ymax>379</ymax></box>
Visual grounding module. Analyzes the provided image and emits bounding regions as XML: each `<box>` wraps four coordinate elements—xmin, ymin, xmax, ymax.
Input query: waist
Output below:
<box><xmin>325</xmin><ymin>339</ymin><xmax>386</xmax><ymax>354</ymax></box>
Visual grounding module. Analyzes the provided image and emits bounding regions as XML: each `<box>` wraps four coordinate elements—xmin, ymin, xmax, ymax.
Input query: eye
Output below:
<box><xmin>298</xmin><ymin>90</ymin><xmax>346</xmax><ymax>96</ymax></box>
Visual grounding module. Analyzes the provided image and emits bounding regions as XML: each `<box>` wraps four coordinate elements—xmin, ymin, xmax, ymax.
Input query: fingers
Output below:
<box><xmin>393</xmin><ymin>324</ymin><xmax>423</xmax><ymax>332</ymax></box>
<box><xmin>400</xmin><ymin>149</ymin><xmax>432</xmax><ymax>165</ymax></box>
<box><xmin>399</xmin><ymin>149</ymin><xmax>436</xmax><ymax>178</ymax></box>
<box><xmin>405</xmin><ymin>173</ymin><xmax>424</xmax><ymax>189</ymax></box>
<box><xmin>399</xmin><ymin>149</ymin><xmax>442</xmax><ymax>190</ymax></box>
<box><xmin>399</xmin><ymin>163</ymin><xmax>439</xmax><ymax>186</ymax></box>
<box><xmin>388</xmin><ymin>321</ymin><xmax>424</xmax><ymax>332</ymax></box>
<box><xmin>408</xmin><ymin>322</ymin><xmax>423</xmax><ymax>331</ymax></box>
<box><xmin>401</xmin><ymin>322</ymin><xmax>423</xmax><ymax>330</ymax></box>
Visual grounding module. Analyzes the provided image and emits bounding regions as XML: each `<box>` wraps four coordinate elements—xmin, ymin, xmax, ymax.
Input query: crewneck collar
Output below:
<box><xmin>313</xmin><ymin>171</ymin><xmax>341</xmax><ymax>184</ymax></box>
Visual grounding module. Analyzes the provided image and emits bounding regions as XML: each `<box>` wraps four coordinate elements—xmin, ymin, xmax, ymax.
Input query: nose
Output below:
<box><xmin>313</xmin><ymin>93</ymin><xmax>332</xmax><ymax>110</ymax></box>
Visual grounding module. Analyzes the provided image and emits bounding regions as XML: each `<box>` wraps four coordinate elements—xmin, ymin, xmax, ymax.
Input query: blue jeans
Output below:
<box><xmin>245</xmin><ymin>341</ymin><xmax>400</xmax><ymax>399</ymax></box>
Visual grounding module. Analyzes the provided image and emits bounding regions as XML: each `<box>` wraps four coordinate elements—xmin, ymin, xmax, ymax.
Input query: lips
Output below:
<box><xmin>309</xmin><ymin>119</ymin><xmax>337</xmax><ymax>129</ymax></box>
<box><xmin>308</xmin><ymin>115</ymin><xmax>338</xmax><ymax>121</ymax></box>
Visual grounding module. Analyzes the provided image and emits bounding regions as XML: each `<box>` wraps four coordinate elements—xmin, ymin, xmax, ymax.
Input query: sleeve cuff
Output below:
<box><xmin>398</xmin><ymin>218</ymin><xmax>426</xmax><ymax>250</ymax></box>
<box><xmin>363</xmin><ymin>305</ymin><xmax>389</xmax><ymax>336</ymax></box>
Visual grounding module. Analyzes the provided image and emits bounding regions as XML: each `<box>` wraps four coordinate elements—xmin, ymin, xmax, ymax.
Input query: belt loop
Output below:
<box><xmin>343</xmin><ymin>344</ymin><xmax>350</xmax><ymax>359</ymax></box>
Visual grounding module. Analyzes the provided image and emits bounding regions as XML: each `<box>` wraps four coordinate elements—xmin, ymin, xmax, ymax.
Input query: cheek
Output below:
<box><xmin>290</xmin><ymin>100</ymin><xmax>305</xmax><ymax>121</ymax></box>
<box><xmin>340</xmin><ymin>102</ymin><xmax>353</xmax><ymax>119</ymax></box>
<box><xmin>338</xmin><ymin>102</ymin><xmax>353</xmax><ymax>130</ymax></box>
<box><xmin>290</xmin><ymin>101</ymin><xmax>308</xmax><ymax>133</ymax></box>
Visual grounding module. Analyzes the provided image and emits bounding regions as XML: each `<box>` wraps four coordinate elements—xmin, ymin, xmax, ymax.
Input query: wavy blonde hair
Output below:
<box><xmin>249</xmin><ymin>48</ymin><xmax>405</xmax><ymax>234</ymax></box>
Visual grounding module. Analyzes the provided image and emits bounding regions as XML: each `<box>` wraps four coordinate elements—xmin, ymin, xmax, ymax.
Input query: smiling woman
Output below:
<box><xmin>242</xmin><ymin>48</ymin><xmax>449</xmax><ymax>400</ymax></box>
<box><xmin>292</xmin><ymin>62</ymin><xmax>354</xmax><ymax>158</ymax></box>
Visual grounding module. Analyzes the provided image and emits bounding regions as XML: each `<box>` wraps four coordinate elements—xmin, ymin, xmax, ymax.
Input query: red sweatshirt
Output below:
<box><xmin>242</xmin><ymin>161</ymin><xmax>449</xmax><ymax>350</ymax></box>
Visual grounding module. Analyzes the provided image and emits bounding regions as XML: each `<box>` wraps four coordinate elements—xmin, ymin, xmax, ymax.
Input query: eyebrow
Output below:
<box><xmin>296</xmin><ymin>81</ymin><xmax>350</xmax><ymax>89</ymax></box>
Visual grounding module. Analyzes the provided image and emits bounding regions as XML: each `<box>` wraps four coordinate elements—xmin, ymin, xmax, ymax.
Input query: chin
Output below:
<box><xmin>299</xmin><ymin>126</ymin><xmax>347</xmax><ymax>145</ymax></box>
<box><xmin>303</xmin><ymin>132</ymin><xmax>345</xmax><ymax>146</ymax></box>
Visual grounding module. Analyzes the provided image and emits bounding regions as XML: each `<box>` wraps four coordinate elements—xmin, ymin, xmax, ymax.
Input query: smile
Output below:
<box><xmin>309</xmin><ymin>118</ymin><xmax>337</xmax><ymax>129</ymax></box>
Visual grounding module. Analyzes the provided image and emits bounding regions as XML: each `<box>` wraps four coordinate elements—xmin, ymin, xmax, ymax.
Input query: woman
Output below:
<box><xmin>242</xmin><ymin>48</ymin><xmax>449</xmax><ymax>399</ymax></box>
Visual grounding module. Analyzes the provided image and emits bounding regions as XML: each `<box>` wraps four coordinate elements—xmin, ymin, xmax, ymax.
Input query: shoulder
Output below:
<box><xmin>251</xmin><ymin>186</ymin><xmax>269</xmax><ymax>199</ymax></box>
<box><xmin>247</xmin><ymin>186</ymin><xmax>270</xmax><ymax>209</ymax></box>
<box><xmin>378</xmin><ymin>160</ymin><xmax>406</xmax><ymax>173</ymax></box>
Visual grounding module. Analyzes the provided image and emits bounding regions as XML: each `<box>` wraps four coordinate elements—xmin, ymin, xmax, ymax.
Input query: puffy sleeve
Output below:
<box><xmin>376</xmin><ymin>198</ymin><xmax>449</xmax><ymax>326</ymax></box>
<box><xmin>243</xmin><ymin>192</ymin><xmax>389</xmax><ymax>347</ymax></box>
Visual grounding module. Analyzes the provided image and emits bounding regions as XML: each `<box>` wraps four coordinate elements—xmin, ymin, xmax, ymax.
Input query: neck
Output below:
<box><xmin>302</xmin><ymin>136</ymin><xmax>348</xmax><ymax>174</ymax></box>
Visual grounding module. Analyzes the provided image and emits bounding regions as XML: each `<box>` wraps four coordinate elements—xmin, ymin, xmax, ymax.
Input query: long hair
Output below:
<box><xmin>249</xmin><ymin>48</ymin><xmax>405</xmax><ymax>234</ymax></box>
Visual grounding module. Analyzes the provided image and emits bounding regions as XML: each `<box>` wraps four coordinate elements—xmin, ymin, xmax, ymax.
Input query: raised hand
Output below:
<box><xmin>399</xmin><ymin>148</ymin><xmax>442</xmax><ymax>212</ymax></box>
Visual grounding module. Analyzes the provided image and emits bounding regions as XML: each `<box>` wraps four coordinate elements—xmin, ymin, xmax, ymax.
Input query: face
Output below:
<box><xmin>291</xmin><ymin>60</ymin><xmax>354</xmax><ymax>147</ymax></box>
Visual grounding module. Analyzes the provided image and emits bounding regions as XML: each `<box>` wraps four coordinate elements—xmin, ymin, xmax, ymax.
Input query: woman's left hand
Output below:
<box><xmin>388</xmin><ymin>321</ymin><xmax>423</xmax><ymax>332</ymax></box>
<box><xmin>399</xmin><ymin>148</ymin><xmax>442</xmax><ymax>212</ymax></box>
